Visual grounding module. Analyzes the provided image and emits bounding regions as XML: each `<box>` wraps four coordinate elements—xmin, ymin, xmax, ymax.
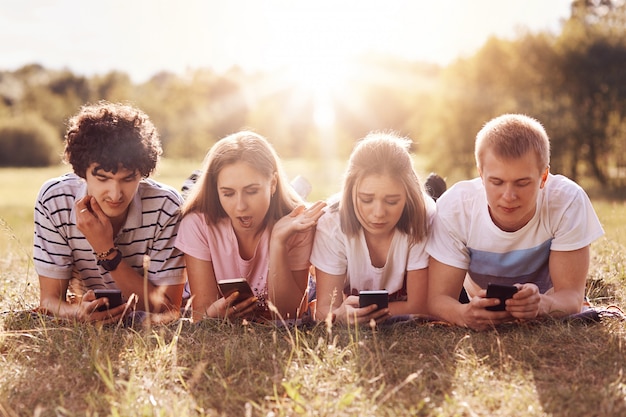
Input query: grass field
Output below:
<box><xmin>1</xmin><ymin>163</ymin><xmax>625</xmax><ymax>417</ymax></box>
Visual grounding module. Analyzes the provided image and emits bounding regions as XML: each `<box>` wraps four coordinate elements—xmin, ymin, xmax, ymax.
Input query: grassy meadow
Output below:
<box><xmin>1</xmin><ymin>161</ymin><xmax>625</xmax><ymax>417</ymax></box>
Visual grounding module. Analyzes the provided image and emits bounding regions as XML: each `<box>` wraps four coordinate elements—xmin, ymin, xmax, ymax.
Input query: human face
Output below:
<box><xmin>479</xmin><ymin>149</ymin><xmax>548</xmax><ymax>232</ymax></box>
<box><xmin>217</xmin><ymin>161</ymin><xmax>276</xmax><ymax>235</ymax></box>
<box><xmin>354</xmin><ymin>174</ymin><xmax>406</xmax><ymax>239</ymax></box>
<box><xmin>85</xmin><ymin>163</ymin><xmax>141</xmax><ymax>224</ymax></box>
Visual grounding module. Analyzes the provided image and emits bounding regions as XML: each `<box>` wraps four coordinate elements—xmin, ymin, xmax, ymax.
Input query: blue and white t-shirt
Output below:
<box><xmin>426</xmin><ymin>174</ymin><xmax>604</xmax><ymax>295</ymax></box>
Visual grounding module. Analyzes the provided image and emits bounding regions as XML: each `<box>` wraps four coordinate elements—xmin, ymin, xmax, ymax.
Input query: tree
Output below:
<box><xmin>556</xmin><ymin>0</ymin><xmax>626</xmax><ymax>188</ymax></box>
<box><xmin>420</xmin><ymin>34</ymin><xmax>560</xmax><ymax>182</ymax></box>
<box><xmin>0</xmin><ymin>114</ymin><xmax>61</xmax><ymax>166</ymax></box>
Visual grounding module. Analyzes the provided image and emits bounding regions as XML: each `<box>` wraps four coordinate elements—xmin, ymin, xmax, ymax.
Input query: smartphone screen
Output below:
<box><xmin>485</xmin><ymin>283</ymin><xmax>518</xmax><ymax>311</ymax></box>
<box><xmin>359</xmin><ymin>290</ymin><xmax>389</xmax><ymax>310</ymax></box>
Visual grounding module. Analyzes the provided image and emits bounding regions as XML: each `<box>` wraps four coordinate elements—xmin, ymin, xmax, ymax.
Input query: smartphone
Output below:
<box><xmin>94</xmin><ymin>288</ymin><xmax>124</xmax><ymax>311</ymax></box>
<box><xmin>359</xmin><ymin>290</ymin><xmax>389</xmax><ymax>310</ymax></box>
<box><xmin>485</xmin><ymin>283</ymin><xmax>518</xmax><ymax>311</ymax></box>
<box><xmin>217</xmin><ymin>278</ymin><xmax>255</xmax><ymax>304</ymax></box>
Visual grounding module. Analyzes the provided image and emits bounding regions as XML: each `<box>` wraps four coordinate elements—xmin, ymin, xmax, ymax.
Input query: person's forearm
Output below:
<box><xmin>428</xmin><ymin>295</ymin><xmax>469</xmax><ymax>326</ymax></box>
<box><xmin>267</xmin><ymin>244</ymin><xmax>307</xmax><ymax>319</ymax></box>
<box><xmin>39</xmin><ymin>297</ymin><xmax>79</xmax><ymax>320</ymax></box>
<box><xmin>389</xmin><ymin>300</ymin><xmax>428</xmax><ymax>316</ymax></box>
<box><xmin>108</xmin><ymin>262</ymin><xmax>174</xmax><ymax>313</ymax></box>
<box><xmin>538</xmin><ymin>290</ymin><xmax>584</xmax><ymax>317</ymax></box>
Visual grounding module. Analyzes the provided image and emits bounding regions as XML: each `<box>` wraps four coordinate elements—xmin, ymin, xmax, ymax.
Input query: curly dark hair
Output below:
<box><xmin>64</xmin><ymin>101</ymin><xmax>162</xmax><ymax>178</ymax></box>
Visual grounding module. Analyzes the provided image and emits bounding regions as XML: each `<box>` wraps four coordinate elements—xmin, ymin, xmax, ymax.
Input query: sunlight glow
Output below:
<box><xmin>283</xmin><ymin>59</ymin><xmax>350</xmax><ymax>129</ymax></box>
<box><xmin>257</xmin><ymin>1</ymin><xmax>363</xmax><ymax>128</ymax></box>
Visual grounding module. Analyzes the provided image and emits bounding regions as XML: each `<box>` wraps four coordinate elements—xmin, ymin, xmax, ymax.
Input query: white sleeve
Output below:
<box><xmin>550</xmin><ymin>186</ymin><xmax>604</xmax><ymax>251</ymax></box>
<box><xmin>310</xmin><ymin>211</ymin><xmax>347</xmax><ymax>276</ymax></box>
<box><xmin>425</xmin><ymin>189</ymin><xmax>472</xmax><ymax>270</ymax></box>
<box><xmin>407</xmin><ymin>197</ymin><xmax>436</xmax><ymax>271</ymax></box>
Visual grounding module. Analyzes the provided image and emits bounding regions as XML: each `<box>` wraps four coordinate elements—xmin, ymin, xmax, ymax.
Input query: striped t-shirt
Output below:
<box><xmin>33</xmin><ymin>173</ymin><xmax>186</xmax><ymax>295</ymax></box>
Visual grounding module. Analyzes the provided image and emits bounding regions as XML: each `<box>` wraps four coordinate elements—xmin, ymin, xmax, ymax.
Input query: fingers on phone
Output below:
<box><xmin>357</xmin><ymin>305</ymin><xmax>389</xmax><ymax>323</ymax></box>
<box><xmin>225</xmin><ymin>291</ymin><xmax>240</xmax><ymax>303</ymax></box>
<box><xmin>374</xmin><ymin>307</ymin><xmax>391</xmax><ymax>320</ymax></box>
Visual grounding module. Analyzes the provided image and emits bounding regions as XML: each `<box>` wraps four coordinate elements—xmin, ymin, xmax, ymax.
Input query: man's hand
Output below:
<box><xmin>75</xmin><ymin>196</ymin><xmax>115</xmax><ymax>253</ymax></box>
<box><xmin>505</xmin><ymin>283</ymin><xmax>541</xmax><ymax>319</ymax></box>
<box><xmin>460</xmin><ymin>289</ymin><xmax>514</xmax><ymax>331</ymax></box>
<box><xmin>76</xmin><ymin>290</ymin><xmax>128</xmax><ymax>324</ymax></box>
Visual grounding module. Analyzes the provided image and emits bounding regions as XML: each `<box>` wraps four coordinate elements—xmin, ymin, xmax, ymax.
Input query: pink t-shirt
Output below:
<box><xmin>176</xmin><ymin>212</ymin><xmax>314</xmax><ymax>307</ymax></box>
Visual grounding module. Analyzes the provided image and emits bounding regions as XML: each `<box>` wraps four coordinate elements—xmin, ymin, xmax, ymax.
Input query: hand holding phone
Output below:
<box><xmin>94</xmin><ymin>288</ymin><xmax>124</xmax><ymax>311</ymax></box>
<box><xmin>485</xmin><ymin>283</ymin><xmax>518</xmax><ymax>311</ymax></box>
<box><xmin>358</xmin><ymin>290</ymin><xmax>389</xmax><ymax>310</ymax></box>
<box><xmin>217</xmin><ymin>278</ymin><xmax>255</xmax><ymax>304</ymax></box>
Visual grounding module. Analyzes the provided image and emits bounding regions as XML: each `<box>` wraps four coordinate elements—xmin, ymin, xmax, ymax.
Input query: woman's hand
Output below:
<box><xmin>206</xmin><ymin>291</ymin><xmax>258</xmax><ymax>319</ymax></box>
<box><xmin>272</xmin><ymin>201</ymin><xmax>326</xmax><ymax>244</ymax></box>
<box><xmin>335</xmin><ymin>295</ymin><xmax>391</xmax><ymax>325</ymax></box>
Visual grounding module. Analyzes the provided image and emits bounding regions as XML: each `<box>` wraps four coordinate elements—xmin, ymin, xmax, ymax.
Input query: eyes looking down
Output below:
<box><xmin>479</xmin><ymin>149</ymin><xmax>548</xmax><ymax>232</ymax></box>
<box><xmin>353</xmin><ymin>173</ymin><xmax>407</xmax><ymax>237</ymax></box>
<box><xmin>217</xmin><ymin>161</ymin><xmax>277</xmax><ymax>233</ymax></box>
<box><xmin>85</xmin><ymin>163</ymin><xmax>141</xmax><ymax>220</ymax></box>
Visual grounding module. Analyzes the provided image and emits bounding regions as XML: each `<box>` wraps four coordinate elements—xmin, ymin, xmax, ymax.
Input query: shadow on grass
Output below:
<box><xmin>460</xmin><ymin>318</ymin><xmax>626</xmax><ymax>416</ymax></box>
<box><xmin>321</xmin><ymin>316</ymin><xmax>626</xmax><ymax>416</ymax></box>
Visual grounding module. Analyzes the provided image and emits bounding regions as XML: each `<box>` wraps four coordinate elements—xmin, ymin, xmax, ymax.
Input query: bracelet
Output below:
<box><xmin>95</xmin><ymin>247</ymin><xmax>118</xmax><ymax>260</ymax></box>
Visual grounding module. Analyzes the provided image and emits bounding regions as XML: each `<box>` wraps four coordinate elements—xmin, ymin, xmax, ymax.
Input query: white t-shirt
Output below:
<box><xmin>426</xmin><ymin>174</ymin><xmax>604</xmax><ymax>294</ymax></box>
<box><xmin>310</xmin><ymin>197</ymin><xmax>435</xmax><ymax>298</ymax></box>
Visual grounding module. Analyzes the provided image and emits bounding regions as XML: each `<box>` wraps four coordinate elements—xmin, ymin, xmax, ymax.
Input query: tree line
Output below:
<box><xmin>1</xmin><ymin>0</ymin><xmax>625</xmax><ymax>195</ymax></box>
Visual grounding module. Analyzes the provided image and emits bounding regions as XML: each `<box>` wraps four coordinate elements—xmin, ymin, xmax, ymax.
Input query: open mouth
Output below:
<box><xmin>238</xmin><ymin>216</ymin><xmax>253</xmax><ymax>228</ymax></box>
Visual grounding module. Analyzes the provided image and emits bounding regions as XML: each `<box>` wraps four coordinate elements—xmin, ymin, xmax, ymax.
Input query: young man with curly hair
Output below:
<box><xmin>33</xmin><ymin>101</ymin><xmax>185</xmax><ymax>324</ymax></box>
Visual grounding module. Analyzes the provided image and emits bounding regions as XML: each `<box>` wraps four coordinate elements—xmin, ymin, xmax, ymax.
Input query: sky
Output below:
<box><xmin>0</xmin><ymin>0</ymin><xmax>574</xmax><ymax>83</ymax></box>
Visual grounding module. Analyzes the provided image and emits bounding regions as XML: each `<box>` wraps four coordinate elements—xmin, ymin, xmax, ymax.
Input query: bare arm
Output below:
<box><xmin>313</xmin><ymin>269</ymin><xmax>346</xmax><ymax>322</ymax></box>
<box><xmin>38</xmin><ymin>275</ymin><xmax>126</xmax><ymax>323</ymax></box>
<box><xmin>430</xmin><ymin>246</ymin><xmax>590</xmax><ymax>328</ymax></box>
<box><xmin>388</xmin><ymin>268</ymin><xmax>429</xmax><ymax>316</ymax></box>
<box><xmin>268</xmin><ymin>201</ymin><xmax>326</xmax><ymax>319</ymax></box>
<box><xmin>428</xmin><ymin>257</ymin><xmax>510</xmax><ymax>330</ymax></box>
<box><xmin>313</xmin><ymin>268</ymin><xmax>389</xmax><ymax>324</ymax></box>
<box><xmin>267</xmin><ymin>223</ymin><xmax>310</xmax><ymax>318</ymax></box>
<box><xmin>184</xmin><ymin>254</ymin><xmax>257</xmax><ymax>322</ymax></box>
<box><xmin>543</xmin><ymin>246</ymin><xmax>589</xmax><ymax>315</ymax></box>
<box><xmin>507</xmin><ymin>246</ymin><xmax>589</xmax><ymax>318</ymax></box>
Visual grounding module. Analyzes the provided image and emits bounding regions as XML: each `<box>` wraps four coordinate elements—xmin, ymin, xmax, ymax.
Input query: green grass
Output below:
<box><xmin>1</xmin><ymin>163</ymin><xmax>625</xmax><ymax>417</ymax></box>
